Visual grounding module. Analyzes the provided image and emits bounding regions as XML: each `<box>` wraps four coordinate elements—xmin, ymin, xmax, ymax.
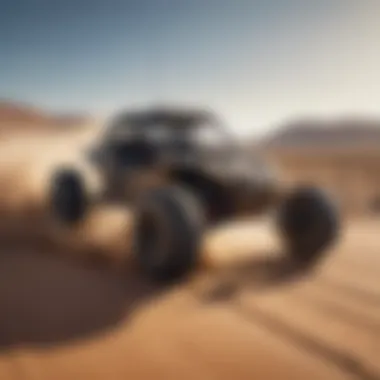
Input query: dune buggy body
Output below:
<box><xmin>86</xmin><ymin>108</ymin><xmax>280</xmax><ymax>220</ymax></box>
<box><xmin>50</xmin><ymin>107</ymin><xmax>340</xmax><ymax>282</ymax></box>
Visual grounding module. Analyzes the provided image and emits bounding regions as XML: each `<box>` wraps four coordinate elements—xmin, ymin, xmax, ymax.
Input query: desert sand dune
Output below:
<box><xmin>0</xmin><ymin>130</ymin><xmax>378</xmax><ymax>380</ymax></box>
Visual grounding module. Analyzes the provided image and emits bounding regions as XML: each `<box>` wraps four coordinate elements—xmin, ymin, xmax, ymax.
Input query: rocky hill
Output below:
<box><xmin>0</xmin><ymin>100</ymin><xmax>91</xmax><ymax>133</ymax></box>
<box><xmin>262</xmin><ymin>117</ymin><xmax>380</xmax><ymax>151</ymax></box>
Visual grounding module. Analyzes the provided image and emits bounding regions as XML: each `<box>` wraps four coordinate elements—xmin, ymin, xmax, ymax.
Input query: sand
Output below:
<box><xmin>0</xmin><ymin>130</ymin><xmax>378</xmax><ymax>380</ymax></box>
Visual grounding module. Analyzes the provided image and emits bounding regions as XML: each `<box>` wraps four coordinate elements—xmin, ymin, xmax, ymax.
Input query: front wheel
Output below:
<box><xmin>276</xmin><ymin>186</ymin><xmax>340</xmax><ymax>267</ymax></box>
<box><xmin>132</xmin><ymin>186</ymin><xmax>205</xmax><ymax>282</ymax></box>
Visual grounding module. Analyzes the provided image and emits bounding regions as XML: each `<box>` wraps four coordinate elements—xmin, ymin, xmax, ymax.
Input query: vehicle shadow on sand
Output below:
<box><xmin>0</xmin><ymin>247</ymin><xmax>164</xmax><ymax>351</ymax></box>
<box><xmin>0</xmin><ymin>241</ymin><xmax>316</xmax><ymax>351</ymax></box>
<box><xmin>196</xmin><ymin>253</ymin><xmax>320</xmax><ymax>304</ymax></box>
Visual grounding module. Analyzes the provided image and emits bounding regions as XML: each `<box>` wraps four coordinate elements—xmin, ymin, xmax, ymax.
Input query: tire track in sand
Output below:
<box><xmin>231</xmin><ymin>290</ymin><xmax>380</xmax><ymax>380</ymax></box>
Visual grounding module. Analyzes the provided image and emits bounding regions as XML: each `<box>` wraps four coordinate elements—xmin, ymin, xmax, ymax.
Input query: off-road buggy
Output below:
<box><xmin>49</xmin><ymin>107</ymin><xmax>340</xmax><ymax>282</ymax></box>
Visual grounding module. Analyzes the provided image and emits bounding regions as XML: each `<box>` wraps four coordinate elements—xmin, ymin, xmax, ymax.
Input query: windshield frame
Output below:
<box><xmin>103</xmin><ymin>109</ymin><xmax>243</xmax><ymax>156</ymax></box>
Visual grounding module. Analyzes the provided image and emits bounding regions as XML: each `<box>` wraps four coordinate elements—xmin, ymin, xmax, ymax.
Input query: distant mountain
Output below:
<box><xmin>0</xmin><ymin>100</ymin><xmax>91</xmax><ymax>131</ymax></box>
<box><xmin>0</xmin><ymin>101</ymin><xmax>50</xmax><ymax>125</ymax></box>
<box><xmin>262</xmin><ymin>117</ymin><xmax>380</xmax><ymax>150</ymax></box>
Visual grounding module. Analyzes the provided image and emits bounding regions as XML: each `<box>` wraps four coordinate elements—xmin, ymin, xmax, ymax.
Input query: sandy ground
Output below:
<box><xmin>0</xmin><ymin>131</ymin><xmax>378</xmax><ymax>380</ymax></box>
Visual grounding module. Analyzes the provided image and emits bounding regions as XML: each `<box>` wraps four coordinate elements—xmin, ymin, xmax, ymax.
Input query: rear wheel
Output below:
<box><xmin>49</xmin><ymin>168</ymin><xmax>87</xmax><ymax>226</ymax></box>
<box><xmin>277</xmin><ymin>186</ymin><xmax>340</xmax><ymax>267</ymax></box>
<box><xmin>132</xmin><ymin>186</ymin><xmax>205</xmax><ymax>282</ymax></box>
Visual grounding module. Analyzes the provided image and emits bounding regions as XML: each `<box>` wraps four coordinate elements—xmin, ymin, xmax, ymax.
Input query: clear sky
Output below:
<box><xmin>1</xmin><ymin>0</ymin><xmax>379</xmax><ymax>136</ymax></box>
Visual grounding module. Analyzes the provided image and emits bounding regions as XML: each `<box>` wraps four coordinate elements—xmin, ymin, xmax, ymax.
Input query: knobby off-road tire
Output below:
<box><xmin>132</xmin><ymin>186</ymin><xmax>205</xmax><ymax>282</ymax></box>
<box><xmin>49</xmin><ymin>168</ymin><xmax>88</xmax><ymax>226</ymax></box>
<box><xmin>277</xmin><ymin>186</ymin><xmax>340</xmax><ymax>268</ymax></box>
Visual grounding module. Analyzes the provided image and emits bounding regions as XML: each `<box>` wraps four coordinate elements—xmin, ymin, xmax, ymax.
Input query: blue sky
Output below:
<box><xmin>1</xmin><ymin>0</ymin><xmax>379</xmax><ymax>135</ymax></box>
